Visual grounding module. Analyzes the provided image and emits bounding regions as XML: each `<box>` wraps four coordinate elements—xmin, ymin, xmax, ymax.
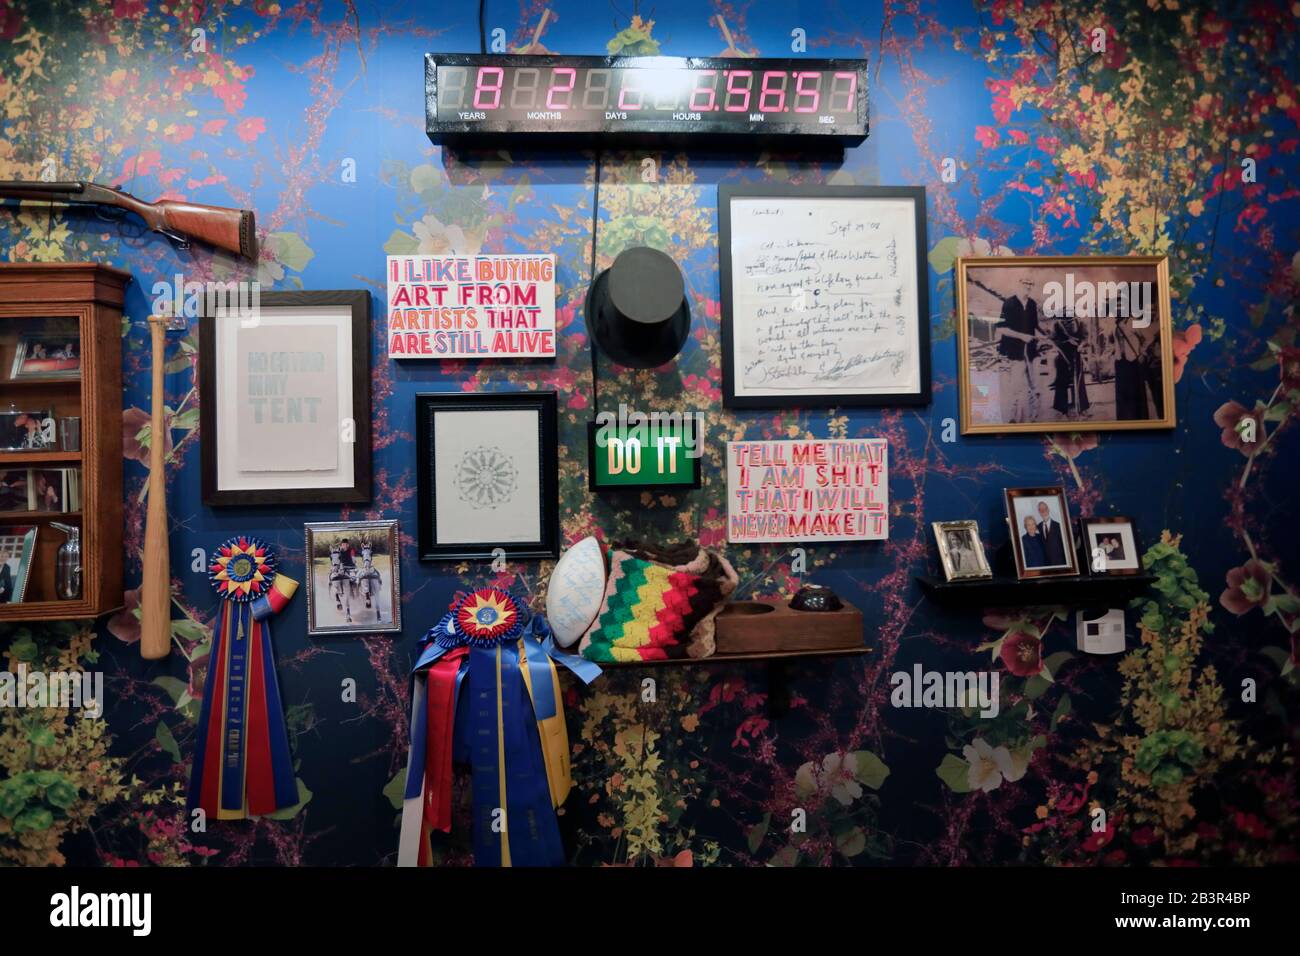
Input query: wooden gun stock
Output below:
<box><xmin>0</xmin><ymin>180</ymin><xmax>257</xmax><ymax>260</ymax></box>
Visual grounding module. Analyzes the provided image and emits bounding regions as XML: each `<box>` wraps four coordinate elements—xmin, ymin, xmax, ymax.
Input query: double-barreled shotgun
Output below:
<box><xmin>0</xmin><ymin>179</ymin><xmax>256</xmax><ymax>260</ymax></box>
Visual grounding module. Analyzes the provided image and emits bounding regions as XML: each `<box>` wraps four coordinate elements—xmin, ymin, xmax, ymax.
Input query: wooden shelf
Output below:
<box><xmin>0</xmin><ymin>450</ymin><xmax>81</xmax><ymax>465</ymax></box>
<box><xmin>0</xmin><ymin>510</ymin><xmax>81</xmax><ymax>522</ymax></box>
<box><xmin>916</xmin><ymin>573</ymin><xmax>1156</xmax><ymax>609</ymax></box>
<box><xmin>0</xmin><ymin>376</ymin><xmax>81</xmax><ymax>389</ymax></box>
<box><xmin>557</xmin><ymin>645</ymin><xmax>869</xmax><ymax>668</ymax></box>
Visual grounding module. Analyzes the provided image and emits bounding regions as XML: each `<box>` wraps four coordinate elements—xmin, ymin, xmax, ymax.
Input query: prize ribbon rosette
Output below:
<box><xmin>397</xmin><ymin>587</ymin><xmax>601</xmax><ymax>867</ymax></box>
<box><xmin>187</xmin><ymin>537</ymin><xmax>300</xmax><ymax>820</ymax></box>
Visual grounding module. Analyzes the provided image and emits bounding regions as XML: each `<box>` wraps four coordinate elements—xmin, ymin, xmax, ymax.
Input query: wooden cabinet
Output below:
<box><xmin>0</xmin><ymin>263</ymin><xmax>128</xmax><ymax>621</ymax></box>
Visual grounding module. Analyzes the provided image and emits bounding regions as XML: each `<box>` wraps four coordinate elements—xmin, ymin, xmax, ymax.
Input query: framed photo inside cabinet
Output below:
<box><xmin>200</xmin><ymin>290</ymin><xmax>371</xmax><ymax>506</ymax></box>
<box><xmin>1004</xmin><ymin>486</ymin><xmax>1080</xmax><ymax>580</ymax></box>
<box><xmin>304</xmin><ymin>520</ymin><xmax>402</xmax><ymax>636</ymax></box>
<box><xmin>11</xmin><ymin>332</ymin><xmax>81</xmax><ymax>379</ymax></box>
<box><xmin>0</xmin><ymin>524</ymin><xmax>37</xmax><ymax>604</ymax></box>
<box><xmin>932</xmin><ymin>519</ymin><xmax>992</xmax><ymax>582</ymax></box>
<box><xmin>957</xmin><ymin>256</ymin><xmax>1175</xmax><ymax>434</ymax></box>
<box><xmin>0</xmin><ymin>409</ymin><xmax>55</xmax><ymax>451</ymax></box>
<box><xmin>415</xmin><ymin>391</ymin><xmax>559</xmax><ymax>561</ymax></box>
<box><xmin>1081</xmin><ymin>515</ymin><xmax>1143</xmax><ymax>576</ymax></box>
<box><xmin>719</xmin><ymin>184</ymin><xmax>930</xmax><ymax>409</ymax></box>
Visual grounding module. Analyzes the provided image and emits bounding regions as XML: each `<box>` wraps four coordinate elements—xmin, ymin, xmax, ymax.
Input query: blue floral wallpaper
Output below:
<box><xmin>0</xmin><ymin>0</ymin><xmax>1297</xmax><ymax>866</ymax></box>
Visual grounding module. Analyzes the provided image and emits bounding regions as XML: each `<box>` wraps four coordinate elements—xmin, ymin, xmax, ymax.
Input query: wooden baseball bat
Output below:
<box><xmin>140</xmin><ymin>315</ymin><xmax>171</xmax><ymax>659</ymax></box>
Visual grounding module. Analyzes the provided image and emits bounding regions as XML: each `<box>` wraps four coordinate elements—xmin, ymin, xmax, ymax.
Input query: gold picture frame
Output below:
<box><xmin>956</xmin><ymin>256</ymin><xmax>1175</xmax><ymax>434</ymax></box>
<box><xmin>932</xmin><ymin>520</ymin><xmax>992</xmax><ymax>582</ymax></box>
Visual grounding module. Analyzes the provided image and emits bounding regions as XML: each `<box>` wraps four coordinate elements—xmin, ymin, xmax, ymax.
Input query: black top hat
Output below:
<box><xmin>586</xmin><ymin>246</ymin><xmax>691</xmax><ymax>369</ymax></box>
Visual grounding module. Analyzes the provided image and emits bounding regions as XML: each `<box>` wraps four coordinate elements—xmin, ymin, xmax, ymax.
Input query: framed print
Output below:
<box><xmin>1081</xmin><ymin>515</ymin><xmax>1143</xmax><ymax>576</ymax></box>
<box><xmin>0</xmin><ymin>409</ymin><xmax>55</xmax><ymax>451</ymax></box>
<box><xmin>304</xmin><ymin>520</ymin><xmax>402</xmax><ymax>635</ymax></box>
<box><xmin>0</xmin><ymin>470</ymin><xmax>28</xmax><ymax>512</ymax></box>
<box><xmin>416</xmin><ymin>391</ymin><xmax>558</xmax><ymax>561</ymax></box>
<box><xmin>0</xmin><ymin>524</ymin><xmax>37</xmax><ymax>603</ymax></box>
<box><xmin>932</xmin><ymin>520</ymin><xmax>992</xmax><ymax>582</ymax></box>
<box><xmin>1005</xmin><ymin>486</ymin><xmax>1080</xmax><ymax>579</ymax></box>
<box><xmin>719</xmin><ymin>184</ymin><xmax>930</xmax><ymax>408</ymax></box>
<box><xmin>11</xmin><ymin>332</ymin><xmax>81</xmax><ymax>379</ymax></box>
<box><xmin>200</xmin><ymin>290</ymin><xmax>371</xmax><ymax>506</ymax></box>
<box><xmin>957</xmin><ymin>255</ymin><xmax>1175</xmax><ymax>434</ymax></box>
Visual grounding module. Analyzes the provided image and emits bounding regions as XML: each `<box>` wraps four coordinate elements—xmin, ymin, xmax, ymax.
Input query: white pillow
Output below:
<box><xmin>545</xmin><ymin>536</ymin><xmax>607</xmax><ymax>647</ymax></box>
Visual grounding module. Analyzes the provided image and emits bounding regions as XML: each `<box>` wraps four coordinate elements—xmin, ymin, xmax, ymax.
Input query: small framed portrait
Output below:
<box><xmin>415</xmin><ymin>391</ymin><xmax>559</xmax><ymax>561</ymax></box>
<box><xmin>1081</xmin><ymin>516</ymin><xmax>1143</xmax><ymax>576</ymax></box>
<box><xmin>0</xmin><ymin>470</ymin><xmax>29</xmax><ymax>512</ymax></box>
<box><xmin>304</xmin><ymin>520</ymin><xmax>402</xmax><ymax>635</ymax></box>
<box><xmin>0</xmin><ymin>409</ymin><xmax>55</xmax><ymax>451</ymax></box>
<box><xmin>11</xmin><ymin>333</ymin><xmax>81</xmax><ymax>379</ymax></box>
<box><xmin>199</xmin><ymin>290</ymin><xmax>372</xmax><ymax>506</ymax></box>
<box><xmin>0</xmin><ymin>524</ymin><xmax>38</xmax><ymax>604</ymax></box>
<box><xmin>29</xmin><ymin>469</ymin><xmax>68</xmax><ymax>512</ymax></box>
<box><xmin>957</xmin><ymin>256</ymin><xmax>1175</xmax><ymax>434</ymax></box>
<box><xmin>932</xmin><ymin>520</ymin><xmax>992</xmax><ymax>582</ymax></box>
<box><xmin>1004</xmin><ymin>486</ymin><xmax>1080</xmax><ymax>579</ymax></box>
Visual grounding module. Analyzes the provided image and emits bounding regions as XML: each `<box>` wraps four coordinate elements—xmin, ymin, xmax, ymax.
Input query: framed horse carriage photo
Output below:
<box><xmin>956</xmin><ymin>256</ymin><xmax>1175</xmax><ymax>434</ymax></box>
<box><xmin>304</xmin><ymin>519</ymin><xmax>402</xmax><ymax>636</ymax></box>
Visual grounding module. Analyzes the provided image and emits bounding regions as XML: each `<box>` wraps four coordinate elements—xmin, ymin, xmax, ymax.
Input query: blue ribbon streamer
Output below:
<box><xmin>219</xmin><ymin>602</ymin><xmax>250</xmax><ymax>813</ymax></box>
<box><xmin>257</xmin><ymin>610</ymin><xmax>298</xmax><ymax>809</ymax></box>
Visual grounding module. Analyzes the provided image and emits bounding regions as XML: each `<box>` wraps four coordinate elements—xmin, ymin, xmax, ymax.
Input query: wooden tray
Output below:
<box><xmin>714</xmin><ymin>598</ymin><xmax>864</xmax><ymax>655</ymax></box>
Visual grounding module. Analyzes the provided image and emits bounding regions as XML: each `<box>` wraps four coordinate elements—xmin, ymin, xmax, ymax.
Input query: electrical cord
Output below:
<box><xmin>478</xmin><ymin>0</ymin><xmax>487</xmax><ymax>54</ymax></box>
<box><xmin>588</xmin><ymin>149</ymin><xmax>602</xmax><ymax>413</ymax></box>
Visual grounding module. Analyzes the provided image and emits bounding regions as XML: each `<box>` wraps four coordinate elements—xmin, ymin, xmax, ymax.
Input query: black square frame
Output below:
<box><xmin>415</xmin><ymin>390</ymin><xmax>559</xmax><ymax>562</ymax></box>
<box><xmin>718</xmin><ymin>184</ymin><xmax>931</xmax><ymax>409</ymax></box>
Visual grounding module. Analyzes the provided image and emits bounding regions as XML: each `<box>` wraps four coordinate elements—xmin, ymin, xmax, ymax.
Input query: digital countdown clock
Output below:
<box><xmin>424</xmin><ymin>54</ymin><xmax>868</xmax><ymax>147</ymax></box>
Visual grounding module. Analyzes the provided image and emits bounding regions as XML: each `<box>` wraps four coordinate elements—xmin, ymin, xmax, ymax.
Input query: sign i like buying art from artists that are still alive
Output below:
<box><xmin>385</xmin><ymin>254</ymin><xmax>557</xmax><ymax>359</ymax></box>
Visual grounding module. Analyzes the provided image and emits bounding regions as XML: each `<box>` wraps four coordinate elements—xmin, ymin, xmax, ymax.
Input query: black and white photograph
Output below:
<box><xmin>304</xmin><ymin>520</ymin><xmax>402</xmax><ymax>635</ymax></box>
<box><xmin>1004</xmin><ymin>486</ymin><xmax>1079</xmax><ymax>579</ymax></box>
<box><xmin>0</xmin><ymin>409</ymin><xmax>55</xmax><ymax>451</ymax></box>
<box><xmin>958</xmin><ymin>257</ymin><xmax>1175</xmax><ymax>434</ymax></box>
<box><xmin>1082</xmin><ymin>516</ymin><xmax>1143</xmax><ymax>576</ymax></box>
<box><xmin>10</xmin><ymin>332</ymin><xmax>81</xmax><ymax>379</ymax></box>
<box><xmin>932</xmin><ymin>519</ymin><xmax>992</xmax><ymax>582</ymax></box>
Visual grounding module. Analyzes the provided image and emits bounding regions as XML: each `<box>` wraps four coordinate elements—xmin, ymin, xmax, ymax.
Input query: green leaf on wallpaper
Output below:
<box><xmin>928</xmin><ymin>236</ymin><xmax>962</xmax><ymax>275</ymax></box>
<box><xmin>170</xmin><ymin>618</ymin><xmax>208</xmax><ymax>646</ymax></box>
<box><xmin>851</xmin><ymin>751</ymin><xmax>890</xmax><ymax>790</ymax></box>
<box><xmin>170</xmin><ymin>408</ymin><xmax>200</xmax><ymax>432</ymax></box>
<box><xmin>27</xmin><ymin>725</ymin><xmax>56</xmax><ymax>748</ymax></box>
<box><xmin>44</xmin><ymin>779</ymin><xmax>79</xmax><ymax>810</ymax></box>
<box><xmin>14</xmin><ymin>806</ymin><xmax>54</xmax><ymax>833</ymax></box>
<box><xmin>409</xmin><ymin>163</ymin><xmax>442</xmax><ymax>197</ymax></box>
<box><xmin>152</xmin><ymin>675</ymin><xmax>197</xmax><ymax>723</ymax></box>
<box><xmin>155</xmin><ymin>720</ymin><xmax>181</xmax><ymax>763</ymax></box>
<box><xmin>1050</xmin><ymin>694</ymin><xmax>1072</xmax><ymax>731</ymax></box>
<box><xmin>383</xmin><ymin>768</ymin><xmax>407</xmax><ymax>811</ymax></box>
<box><xmin>1264</xmin><ymin>400</ymin><xmax>1291</xmax><ymax>423</ymax></box>
<box><xmin>768</xmin><ymin>845</ymin><xmax>800</xmax><ymax>867</ymax></box>
<box><xmin>265</xmin><ymin>231</ymin><xmax>315</xmax><ymax>274</ymax></box>
<box><xmin>936</xmin><ymin>754</ymin><xmax>972</xmax><ymax>793</ymax></box>
<box><xmin>1024</xmin><ymin>674</ymin><xmax>1051</xmax><ymax>698</ymax></box>
<box><xmin>267</xmin><ymin>778</ymin><xmax>313</xmax><ymax>820</ymax></box>
<box><xmin>9</xmin><ymin>634</ymin><xmax>38</xmax><ymax>662</ymax></box>
<box><xmin>746</xmin><ymin>812</ymin><xmax>771</xmax><ymax>853</ymax></box>
<box><xmin>383</xmin><ymin>229</ymin><xmax>419</xmax><ymax>256</ymax></box>
<box><xmin>835</xmin><ymin>826</ymin><xmax>867</xmax><ymax>857</ymax></box>
<box><xmin>1043</xmin><ymin>651</ymin><xmax>1073</xmax><ymax>680</ymax></box>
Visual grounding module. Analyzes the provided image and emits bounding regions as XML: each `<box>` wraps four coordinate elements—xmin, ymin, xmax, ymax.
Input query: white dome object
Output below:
<box><xmin>545</xmin><ymin>537</ymin><xmax>607</xmax><ymax>647</ymax></box>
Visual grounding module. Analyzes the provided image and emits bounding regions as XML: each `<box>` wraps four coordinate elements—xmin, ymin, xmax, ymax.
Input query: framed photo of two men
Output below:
<box><xmin>956</xmin><ymin>256</ymin><xmax>1175</xmax><ymax>434</ymax></box>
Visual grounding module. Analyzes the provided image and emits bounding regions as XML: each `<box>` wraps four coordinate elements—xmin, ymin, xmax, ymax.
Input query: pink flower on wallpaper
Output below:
<box><xmin>113</xmin><ymin>0</ymin><xmax>147</xmax><ymax>18</ymax></box>
<box><xmin>107</xmin><ymin>588</ymin><xmax>141</xmax><ymax>646</ymax></box>
<box><xmin>975</xmin><ymin>126</ymin><xmax>1000</xmax><ymax>149</ymax></box>
<box><xmin>1007</xmin><ymin>129</ymin><xmax>1029</xmax><ymax>145</ymax></box>
<box><xmin>1219</xmin><ymin>560</ymin><xmax>1271</xmax><ymax>616</ymax></box>
<box><xmin>1213</xmin><ymin>401</ymin><xmax>1264</xmax><ymax>456</ymax></box>
<box><xmin>1081</xmin><ymin>819</ymin><xmax>1115</xmax><ymax>852</ymax></box>
<box><xmin>1049</xmin><ymin>432</ymin><xmax>1099</xmax><ymax>459</ymax></box>
<box><xmin>122</xmin><ymin>407</ymin><xmax>172</xmax><ymax>465</ymax></box>
<box><xmin>1279</xmin><ymin>347</ymin><xmax>1300</xmax><ymax>392</ymax></box>
<box><xmin>1000</xmin><ymin>630</ymin><xmax>1044</xmax><ymax>677</ymax></box>
<box><xmin>202</xmin><ymin>118</ymin><xmax>228</xmax><ymax>135</ymax></box>
<box><xmin>1171</xmin><ymin>323</ymin><xmax>1202</xmax><ymax>383</ymax></box>
<box><xmin>1036</xmin><ymin>135</ymin><xmax>1060</xmax><ymax>155</ymax></box>
<box><xmin>235</xmin><ymin>117</ymin><xmax>266</xmax><ymax>143</ymax></box>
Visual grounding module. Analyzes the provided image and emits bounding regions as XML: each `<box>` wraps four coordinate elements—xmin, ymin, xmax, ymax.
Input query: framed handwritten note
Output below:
<box><xmin>719</xmin><ymin>185</ymin><xmax>930</xmax><ymax>408</ymax></box>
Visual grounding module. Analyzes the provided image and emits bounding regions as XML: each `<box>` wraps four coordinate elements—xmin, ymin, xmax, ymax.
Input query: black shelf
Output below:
<box><xmin>916</xmin><ymin>573</ymin><xmax>1156</xmax><ymax>609</ymax></box>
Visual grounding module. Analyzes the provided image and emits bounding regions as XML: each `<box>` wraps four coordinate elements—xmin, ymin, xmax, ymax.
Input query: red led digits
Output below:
<box><xmin>473</xmin><ymin>66</ymin><xmax>504</xmax><ymax>109</ymax></box>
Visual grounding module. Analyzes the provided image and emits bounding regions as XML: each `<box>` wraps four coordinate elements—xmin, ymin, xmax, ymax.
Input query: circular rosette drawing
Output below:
<box><xmin>453</xmin><ymin>588</ymin><xmax>525</xmax><ymax>646</ymax></box>
<box><xmin>209</xmin><ymin>537</ymin><xmax>277</xmax><ymax>602</ymax></box>
<box><xmin>455</xmin><ymin>445</ymin><xmax>518</xmax><ymax>509</ymax></box>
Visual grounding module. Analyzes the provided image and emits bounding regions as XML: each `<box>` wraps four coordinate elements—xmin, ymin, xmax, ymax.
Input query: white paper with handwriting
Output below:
<box><xmin>727</xmin><ymin>196</ymin><xmax>921</xmax><ymax>399</ymax></box>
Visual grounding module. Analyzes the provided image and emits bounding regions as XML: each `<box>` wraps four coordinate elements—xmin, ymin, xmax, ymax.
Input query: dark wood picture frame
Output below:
<box><xmin>200</xmin><ymin>289</ymin><xmax>372</xmax><ymax>506</ymax></box>
<box><xmin>1004</xmin><ymin>486</ymin><xmax>1080</xmax><ymax>580</ymax></box>
<box><xmin>585</xmin><ymin>419</ymin><xmax>703</xmax><ymax>492</ymax></box>
<box><xmin>1080</xmin><ymin>515</ymin><xmax>1144</xmax><ymax>577</ymax></box>
<box><xmin>415</xmin><ymin>390</ymin><xmax>559</xmax><ymax>562</ymax></box>
<box><xmin>718</xmin><ymin>184</ymin><xmax>931</xmax><ymax>409</ymax></box>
